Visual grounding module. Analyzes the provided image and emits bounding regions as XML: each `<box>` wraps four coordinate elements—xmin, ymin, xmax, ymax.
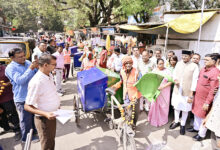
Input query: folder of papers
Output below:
<box><xmin>53</xmin><ymin>109</ymin><xmax>74</xmax><ymax>124</ymax></box>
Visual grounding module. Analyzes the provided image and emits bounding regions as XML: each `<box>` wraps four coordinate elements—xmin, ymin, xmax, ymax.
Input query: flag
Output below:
<box><xmin>106</xmin><ymin>35</ymin><xmax>111</xmax><ymax>54</ymax></box>
<box><xmin>134</xmin><ymin>72</ymin><xmax>173</xmax><ymax>102</ymax></box>
<box><xmin>98</xmin><ymin>67</ymin><xmax>123</xmax><ymax>104</ymax></box>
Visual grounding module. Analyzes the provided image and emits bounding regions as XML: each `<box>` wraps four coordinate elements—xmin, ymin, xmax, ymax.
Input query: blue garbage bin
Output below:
<box><xmin>56</xmin><ymin>42</ymin><xmax>65</xmax><ymax>48</ymax></box>
<box><xmin>70</xmin><ymin>46</ymin><xmax>78</xmax><ymax>55</ymax></box>
<box><xmin>77</xmin><ymin>67</ymin><xmax>108</xmax><ymax>112</ymax></box>
<box><xmin>74</xmin><ymin>52</ymin><xmax>83</xmax><ymax>67</ymax></box>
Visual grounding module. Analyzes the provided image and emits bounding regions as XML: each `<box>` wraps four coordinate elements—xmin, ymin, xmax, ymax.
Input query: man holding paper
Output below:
<box><xmin>25</xmin><ymin>54</ymin><xmax>60</xmax><ymax>150</ymax></box>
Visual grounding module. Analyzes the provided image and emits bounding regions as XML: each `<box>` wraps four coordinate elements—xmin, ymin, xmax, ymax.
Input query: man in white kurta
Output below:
<box><xmin>138</xmin><ymin>50</ymin><xmax>156</xmax><ymax>111</ymax></box>
<box><xmin>170</xmin><ymin>50</ymin><xmax>199</xmax><ymax>135</ymax></box>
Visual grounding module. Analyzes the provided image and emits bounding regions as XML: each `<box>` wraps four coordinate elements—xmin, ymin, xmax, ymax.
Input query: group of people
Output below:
<box><xmin>1</xmin><ymin>36</ymin><xmax>220</xmax><ymax>150</ymax></box>
<box><xmin>0</xmin><ymin>36</ymin><xmax>75</xmax><ymax>149</ymax></box>
<box><xmin>103</xmin><ymin>45</ymin><xmax>220</xmax><ymax>150</ymax></box>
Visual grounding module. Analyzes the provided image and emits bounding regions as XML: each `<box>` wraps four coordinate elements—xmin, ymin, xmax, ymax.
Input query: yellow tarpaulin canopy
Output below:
<box><xmin>120</xmin><ymin>11</ymin><xmax>217</xmax><ymax>34</ymax></box>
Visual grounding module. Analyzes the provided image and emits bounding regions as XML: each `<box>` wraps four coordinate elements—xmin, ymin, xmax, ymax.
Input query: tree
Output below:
<box><xmin>0</xmin><ymin>0</ymin><xmax>64</xmax><ymax>32</ymax></box>
<box><xmin>170</xmin><ymin>0</ymin><xmax>220</xmax><ymax>10</ymax></box>
<box><xmin>50</xmin><ymin>0</ymin><xmax>122</xmax><ymax>27</ymax></box>
<box><xmin>119</xmin><ymin>0</ymin><xmax>158</xmax><ymax>23</ymax></box>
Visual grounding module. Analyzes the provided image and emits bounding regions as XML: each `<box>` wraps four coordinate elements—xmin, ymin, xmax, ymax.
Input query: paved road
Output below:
<box><xmin>0</xmin><ymin>74</ymin><xmax>212</xmax><ymax>150</ymax></box>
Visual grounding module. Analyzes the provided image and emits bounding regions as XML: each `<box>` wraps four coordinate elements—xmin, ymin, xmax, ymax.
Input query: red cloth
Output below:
<box><xmin>99</xmin><ymin>50</ymin><xmax>107</xmax><ymax>68</ymax></box>
<box><xmin>110</xmin><ymin>46</ymin><xmax>115</xmax><ymax>50</ymax></box>
<box><xmin>84</xmin><ymin>59</ymin><xmax>97</xmax><ymax>70</ymax></box>
<box><xmin>192</xmin><ymin>66</ymin><xmax>220</xmax><ymax>118</ymax></box>
<box><xmin>0</xmin><ymin>65</ymin><xmax>13</xmax><ymax>103</ymax></box>
<box><xmin>122</xmin><ymin>56</ymin><xmax>133</xmax><ymax>66</ymax></box>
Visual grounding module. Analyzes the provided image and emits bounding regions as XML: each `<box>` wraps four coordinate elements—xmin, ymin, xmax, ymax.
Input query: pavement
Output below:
<box><xmin>0</xmin><ymin>73</ymin><xmax>213</xmax><ymax>150</ymax></box>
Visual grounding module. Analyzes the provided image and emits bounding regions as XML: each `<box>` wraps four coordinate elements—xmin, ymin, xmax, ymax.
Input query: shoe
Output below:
<box><xmin>14</xmin><ymin>132</ymin><xmax>21</xmax><ymax>141</ymax></box>
<box><xmin>32</xmin><ymin>136</ymin><xmax>40</xmax><ymax>143</ymax></box>
<box><xmin>57</xmin><ymin>92</ymin><xmax>64</xmax><ymax>96</ymax></box>
<box><xmin>193</xmin><ymin>134</ymin><xmax>204</xmax><ymax>141</ymax></box>
<box><xmin>186</xmin><ymin>127</ymin><xmax>198</xmax><ymax>133</ymax></box>
<box><xmin>169</xmin><ymin>122</ymin><xmax>180</xmax><ymax>129</ymax></box>
<box><xmin>21</xmin><ymin>140</ymin><xmax>26</xmax><ymax>144</ymax></box>
<box><xmin>180</xmin><ymin>126</ymin><xmax>185</xmax><ymax>135</ymax></box>
<box><xmin>0</xmin><ymin>128</ymin><xmax>13</xmax><ymax>135</ymax></box>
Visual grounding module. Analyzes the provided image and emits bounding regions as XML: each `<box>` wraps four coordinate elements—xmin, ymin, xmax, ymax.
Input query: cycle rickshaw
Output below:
<box><xmin>73</xmin><ymin>67</ymin><xmax>137</xmax><ymax>150</ymax></box>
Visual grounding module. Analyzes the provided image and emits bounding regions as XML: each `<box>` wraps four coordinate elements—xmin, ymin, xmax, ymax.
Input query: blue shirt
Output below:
<box><xmin>5</xmin><ymin>60</ymin><xmax>37</xmax><ymax>103</ymax></box>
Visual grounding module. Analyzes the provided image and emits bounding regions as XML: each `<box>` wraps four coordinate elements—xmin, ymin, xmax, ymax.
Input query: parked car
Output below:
<box><xmin>0</xmin><ymin>37</ymin><xmax>36</xmax><ymax>64</ymax></box>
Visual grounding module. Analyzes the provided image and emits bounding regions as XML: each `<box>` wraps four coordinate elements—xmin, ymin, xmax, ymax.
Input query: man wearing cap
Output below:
<box><xmin>111</xmin><ymin>56</ymin><xmax>141</xmax><ymax>128</ymax></box>
<box><xmin>170</xmin><ymin>50</ymin><xmax>199</xmax><ymax>135</ymax></box>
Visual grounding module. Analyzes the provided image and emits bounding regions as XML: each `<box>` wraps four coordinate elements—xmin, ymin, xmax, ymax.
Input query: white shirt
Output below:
<box><xmin>107</xmin><ymin>53</ymin><xmax>116</xmax><ymax>69</ymax></box>
<box><xmin>32</xmin><ymin>47</ymin><xmax>48</xmax><ymax>61</ymax></box>
<box><xmin>150</xmin><ymin>56</ymin><xmax>166</xmax><ymax>65</ymax></box>
<box><xmin>53</xmin><ymin>52</ymin><xmax>65</xmax><ymax>69</ymax></box>
<box><xmin>132</xmin><ymin>55</ymin><xmax>142</xmax><ymax>69</ymax></box>
<box><xmin>112</xmin><ymin>53</ymin><xmax>124</xmax><ymax>72</ymax></box>
<box><xmin>25</xmin><ymin>71</ymin><xmax>60</xmax><ymax>112</ymax></box>
<box><xmin>138</xmin><ymin>60</ymin><xmax>156</xmax><ymax>75</ymax></box>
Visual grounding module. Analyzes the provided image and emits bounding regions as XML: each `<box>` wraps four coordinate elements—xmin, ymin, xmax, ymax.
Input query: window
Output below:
<box><xmin>0</xmin><ymin>43</ymin><xmax>26</xmax><ymax>57</ymax></box>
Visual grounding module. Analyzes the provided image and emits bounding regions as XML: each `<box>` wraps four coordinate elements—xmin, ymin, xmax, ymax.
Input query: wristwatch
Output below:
<box><xmin>204</xmin><ymin>103</ymin><xmax>209</xmax><ymax>107</ymax></box>
<box><xmin>189</xmin><ymin>96</ymin><xmax>194</xmax><ymax>99</ymax></box>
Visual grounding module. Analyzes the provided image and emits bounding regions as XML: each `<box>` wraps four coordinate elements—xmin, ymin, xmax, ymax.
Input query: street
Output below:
<box><xmin>0</xmin><ymin>72</ymin><xmax>212</xmax><ymax>150</ymax></box>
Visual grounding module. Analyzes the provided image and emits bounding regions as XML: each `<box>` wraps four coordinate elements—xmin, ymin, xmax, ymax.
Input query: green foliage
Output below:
<box><xmin>0</xmin><ymin>0</ymin><xmax>64</xmax><ymax>32</ymax></box>
<box><xmin>170</xmin><ymin>0</ymin><xmax>220</xmax><ymax>10</ymax></box>
<box><xmin>119</xmin><ymin>0</ymin><xmax>158</xmax><ymax>23</ymax></box>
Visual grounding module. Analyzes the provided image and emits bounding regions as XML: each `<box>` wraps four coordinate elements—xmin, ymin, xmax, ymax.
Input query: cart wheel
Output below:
<box><xmin>73</xmin><ymin>94</ymin><xmax>80</xmax><ymax>127</ymax></box>
<box><xmin>71</xmin><ymin>62</ymin><xmax>74</xmax><ymax>77</ymax></box>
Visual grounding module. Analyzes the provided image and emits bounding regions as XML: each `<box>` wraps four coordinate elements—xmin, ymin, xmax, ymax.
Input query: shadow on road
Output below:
<box><xmin>74</xmin><ymin>136</ymin><xmax>119</xmax><ymax>150</ymax></box>
<box><xmin>56</xmin><ymin>111</ymin><xmax>111</xmax><ymax>138</ymax></box>
<box><xmin>0</xmin><ymin>135</ymin><xmax>24</xmax><ymax>150</ymax></box>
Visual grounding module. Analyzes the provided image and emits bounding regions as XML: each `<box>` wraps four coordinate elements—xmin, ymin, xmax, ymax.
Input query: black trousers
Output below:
<box><xmin>0</xmin><ymin>100</ymin><xmax>20</xmax><ymax>132</ymax></box>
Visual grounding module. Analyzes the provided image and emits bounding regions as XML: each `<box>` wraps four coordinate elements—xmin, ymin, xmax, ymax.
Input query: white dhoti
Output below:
<box><xmin>172</xmin><ymin>87</ymin><xmax>192</xmax><ymax>126</ymax></box>
<box><xmin>171</xmin><ymin>60</ymin><xmax>199</xmax><ymax>127</ymax></box>
<box><xmin>171</xmin><ymin>87</ymin><xmax>192</xmax><ymax>112</ymax></box>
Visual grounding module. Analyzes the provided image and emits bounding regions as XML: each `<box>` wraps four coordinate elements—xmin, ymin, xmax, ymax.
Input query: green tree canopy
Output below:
<box><xmin>119</xmin><ymin>0</ymin><xmax>158</xmax><ymax>23</ymax></box>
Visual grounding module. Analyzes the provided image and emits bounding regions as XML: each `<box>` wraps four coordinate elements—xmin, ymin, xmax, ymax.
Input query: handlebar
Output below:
<box><xmin>105</xmin><ymin>88</ymin><xmax>116</xmax><ymax>96</ymax></box>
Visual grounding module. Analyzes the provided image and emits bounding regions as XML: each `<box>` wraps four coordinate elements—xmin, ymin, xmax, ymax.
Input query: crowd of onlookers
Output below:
<box><xmin>0</xmin><ymin>35</ymin><xmax>220</xmax><ymax>150</ymax></box>
<box><xmin>80</xmin><ymin>41</ymin><xmax>220</xmax><ymax>150</ymax></box>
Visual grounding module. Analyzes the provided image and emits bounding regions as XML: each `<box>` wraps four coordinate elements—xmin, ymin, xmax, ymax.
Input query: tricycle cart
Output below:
<box><xmin>73</xmin><ymin>67</ymin><xmax>108</xmax><ymax>126</ymax></box>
